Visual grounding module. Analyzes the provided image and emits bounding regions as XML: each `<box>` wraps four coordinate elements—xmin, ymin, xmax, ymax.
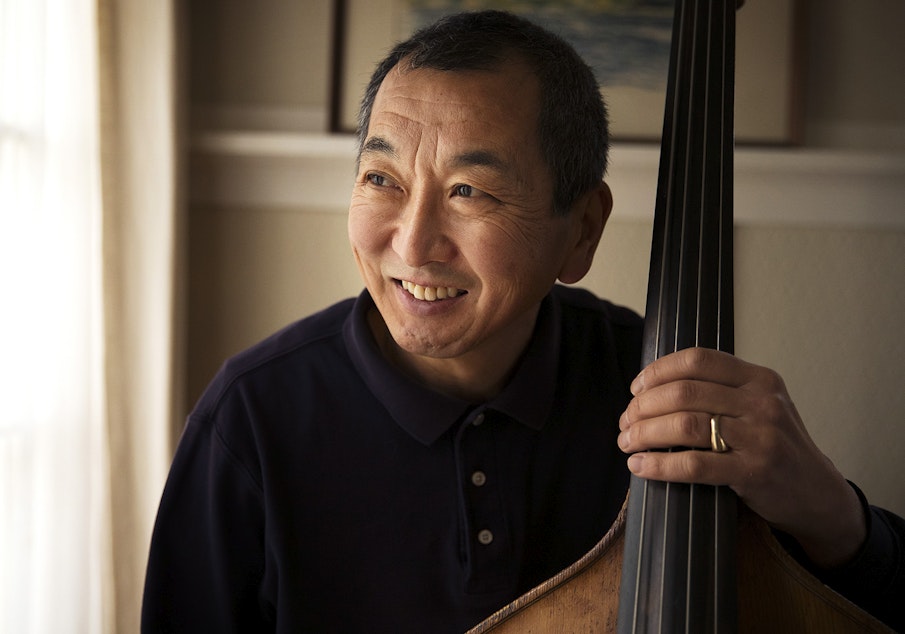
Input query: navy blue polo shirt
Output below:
<box><xmin>141</xmin><ymin>285</ymin><xmax>644</xmax><ymax>632</ymax></box>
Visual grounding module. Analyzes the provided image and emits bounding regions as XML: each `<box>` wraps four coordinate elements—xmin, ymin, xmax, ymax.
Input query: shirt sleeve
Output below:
<box><xmin>813</xmin><ymin>482</ymin><xmax>905</xmax><ymax>632</ymax></box>
<box><xmin>141</xmin><ymin>411</ymin><xmax>273</xmax><ymax>632</ymax></box>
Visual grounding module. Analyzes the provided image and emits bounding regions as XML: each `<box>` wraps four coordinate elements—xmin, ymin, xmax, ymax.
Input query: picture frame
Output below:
<box><xmin>329</xmin><ymin>0</ymin><xmax>804</xmax><ymax>145</ymax></box>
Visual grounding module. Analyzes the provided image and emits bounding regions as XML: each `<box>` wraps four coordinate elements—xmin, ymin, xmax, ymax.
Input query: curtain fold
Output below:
<box><xmin>97</xmin><ymin>0</ymin><xmax>184</xmax><ymax>631</ymax></box>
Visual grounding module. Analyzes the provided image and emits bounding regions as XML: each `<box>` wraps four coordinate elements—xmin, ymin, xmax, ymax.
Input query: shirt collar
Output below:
<box><xmin>343</xmin><ymin>290</ymin><xmax>561</xmax><ymax>445</ymax></box>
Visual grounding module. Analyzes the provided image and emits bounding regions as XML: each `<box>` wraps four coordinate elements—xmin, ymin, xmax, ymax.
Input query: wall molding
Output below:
<box><xmin>190</xmin><ymin>132</ymin><xmax>905</xmax><ymax>229</ymax></box>
<box><xmin>607</xmin><ymin>144</ymin><xmax>905</xmax><ymax>229</ymax></box>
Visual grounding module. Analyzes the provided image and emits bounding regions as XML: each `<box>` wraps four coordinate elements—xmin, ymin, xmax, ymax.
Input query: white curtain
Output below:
<box><xmin>0</xmin><ymin>0</ymin><xmax>182</xmax><ymax>632</ymax></box>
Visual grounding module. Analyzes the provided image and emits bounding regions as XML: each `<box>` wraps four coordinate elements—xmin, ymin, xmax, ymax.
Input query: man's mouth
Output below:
<box><xmin>399</xmin><ymin>279</ymin><xmax>465</xmax><ymax>302</ymax></box>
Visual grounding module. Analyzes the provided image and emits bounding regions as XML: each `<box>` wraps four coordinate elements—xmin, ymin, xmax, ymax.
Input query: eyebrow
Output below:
<box><xmin>360</xmin><ymin>136</ymin><xmax>396</xmax><ymax>158</ymax></box>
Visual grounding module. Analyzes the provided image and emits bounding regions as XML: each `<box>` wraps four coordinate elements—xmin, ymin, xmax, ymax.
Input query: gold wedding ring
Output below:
<box><xmin>710</xmin><ymin>415</ymin><xmax>729</xmax><ymax>453</ymax></box>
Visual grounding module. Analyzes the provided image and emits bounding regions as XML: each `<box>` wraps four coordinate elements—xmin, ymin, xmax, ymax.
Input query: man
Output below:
<box><xmin>142</xmin><ymin>11</ymin><xmax>903</xmax><ymax>632</ymax></box>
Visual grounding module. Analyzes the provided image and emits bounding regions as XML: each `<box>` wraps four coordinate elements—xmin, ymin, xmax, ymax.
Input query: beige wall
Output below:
<box><xmin>186</xmin><ymin>0</ymin><xmax>905</xmax><ymax>516</ymax></box>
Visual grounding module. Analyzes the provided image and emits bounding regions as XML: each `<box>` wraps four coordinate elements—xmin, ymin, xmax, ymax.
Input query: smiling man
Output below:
<box><xmin>142</xmin><ymin>10</ymin><xmax>904</xmax><ymax>633</ymax></box>
<box><xmin>348</xmin><ymin>60</ymin><xmax>607</xmax><ymax>402</ymax></box>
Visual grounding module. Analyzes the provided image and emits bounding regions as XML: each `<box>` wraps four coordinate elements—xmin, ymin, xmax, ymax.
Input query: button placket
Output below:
<box><xmin>454</xmin><ymin>408</ymin><xmax>511</xmax><ymax>591</ymax></box>
<box><xmin>463</xmin><ymin>411</ymin><xmax>492</xmax><ymax>546</ymax></box>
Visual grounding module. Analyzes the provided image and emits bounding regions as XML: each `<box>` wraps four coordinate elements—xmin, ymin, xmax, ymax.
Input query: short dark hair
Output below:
<box><xmin>356</xmin><ymin>10</ymin><xmax>610</xmax><ymax>215</ymax></box>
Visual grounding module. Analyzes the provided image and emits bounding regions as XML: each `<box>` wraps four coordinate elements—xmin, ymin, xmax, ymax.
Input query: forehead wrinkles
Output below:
<box><xmin>373</xmin><ymin>81</ymin><xmax>496</xmax><ymax>143</ymax></box>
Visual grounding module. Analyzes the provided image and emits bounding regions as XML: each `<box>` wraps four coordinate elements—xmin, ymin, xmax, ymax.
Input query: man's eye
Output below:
<box><xmin>366</xmin><ymin>173</ymin><xmax>389</xmax><ymax>187</ymax></box>
<box><xmin>454</xmin><ymin>184</ymin><xmax>474</xmax><ymax>197</ymax></box>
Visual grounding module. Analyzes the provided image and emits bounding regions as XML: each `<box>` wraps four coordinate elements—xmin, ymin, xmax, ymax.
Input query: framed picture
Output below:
<box><xmin>330</xmin><ymin>0</ymin><xmax>804</xmax><ymax>145</ymax></box>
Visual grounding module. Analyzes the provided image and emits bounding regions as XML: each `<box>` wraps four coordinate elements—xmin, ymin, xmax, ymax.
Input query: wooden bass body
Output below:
<box><xmin>467</xmin><ymin>497</ymin><xmax>892</xmax><ymax>633</ymax></box>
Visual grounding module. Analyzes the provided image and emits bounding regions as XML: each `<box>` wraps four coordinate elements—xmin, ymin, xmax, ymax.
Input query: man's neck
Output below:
<box><xmin>367</xmin><ymin>307</ymin><xmax>539</xmax><ymax>403</ymax></box>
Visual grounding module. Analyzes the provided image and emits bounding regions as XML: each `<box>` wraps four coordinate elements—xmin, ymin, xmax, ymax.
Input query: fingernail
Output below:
<box><xmin>618</xmin><ymin>429</ymin><xmax>630</xmax><ymax>451</ymax></box>
<box><xmin>630</xmin><ymin>371</ymin><xmax>644</xmax><ymax>395</ymax></box>
<box><xmin>627</xmin><ymin>454</ymin><xmax>644</xmax><ymax>473</ymax></box>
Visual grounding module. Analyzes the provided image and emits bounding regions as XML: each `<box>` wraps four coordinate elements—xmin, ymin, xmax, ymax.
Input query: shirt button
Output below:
<box><xmin>472</xmin><ymin>413</ymin><xmax>485</xmax><ymax>426</ymax></box>
<box><xmin>477</xmin><ymin>529</ymin><xmax>494</xmax><ymax>545</ymax></box>
<box><xmin>471</xmin><ymin>470</ymin><xmax>487</xmax><ymax>487</ymax></box>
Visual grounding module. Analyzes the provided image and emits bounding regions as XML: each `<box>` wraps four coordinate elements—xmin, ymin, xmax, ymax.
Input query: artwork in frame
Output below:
<box><xmin>330</xmin><ymin>0</ymin><xmax>803</xmax><ymax>145</ymax></box>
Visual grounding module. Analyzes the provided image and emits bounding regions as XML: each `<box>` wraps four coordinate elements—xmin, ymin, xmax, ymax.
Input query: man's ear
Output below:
<box><xmin>558</xmin><ymin>182</ymin><xmax>612</xmax><ymax>285</ymax></box>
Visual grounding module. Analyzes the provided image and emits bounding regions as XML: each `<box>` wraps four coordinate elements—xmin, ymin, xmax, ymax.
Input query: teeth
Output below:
<box><xmin>401</xmin><ymin>280</ymin><xmax>461</xmax><ymax>302</ymax></box>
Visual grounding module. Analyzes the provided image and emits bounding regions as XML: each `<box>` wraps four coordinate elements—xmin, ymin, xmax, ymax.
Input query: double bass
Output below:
<box><xmin>469</xmin><ymin>1</ymin><xmax>892</xmax><ymax>631</ymax></box>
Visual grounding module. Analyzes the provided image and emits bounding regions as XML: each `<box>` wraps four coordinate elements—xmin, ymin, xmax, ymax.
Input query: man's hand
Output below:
<box><xmin>617</xmin><ymin>347</ymin><xmax>867</xmax><ymax>569</ymax></box>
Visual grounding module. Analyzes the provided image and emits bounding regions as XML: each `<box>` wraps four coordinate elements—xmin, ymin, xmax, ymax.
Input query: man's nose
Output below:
<box><xmin>393</xmin><ymin>192</ymin><xmax>455</xmax><ymax>267</ymax></box>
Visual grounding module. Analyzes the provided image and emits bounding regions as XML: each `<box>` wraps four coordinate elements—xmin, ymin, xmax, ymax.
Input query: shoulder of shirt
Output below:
<box><xmin>552</xmin><ymin>284</ymin><xmax>645</xmax><ymax>389</ymax></box>
<box><xmin>551</xmin><ymin>284</ymin><xmax>643</xmax><ymax>329</ymax></box>
<box><xmin>194</xmin><ymin>296</ymin><xmax>358</xmax><ymax>415</ymax></box>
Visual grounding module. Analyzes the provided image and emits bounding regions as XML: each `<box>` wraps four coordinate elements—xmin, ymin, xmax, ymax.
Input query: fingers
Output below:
<box><xmin>620</xmin><ymin>347</ymin><xmax>780</xmax><ymax>453</ymax></box>
<box><xmin>626</xmin><ymin>449</ymin><xmax>733</xmax><ymax>486</ymax></box>
<box><xmin>619</xmin><ymin>411</ymin><xmax>740</xmax><ymax>486</ymax></box>
<box><xmin>622</xmin><ymin>378</ymin><xmax>743</xmax><ymax>428</ymax></box>
<box><xmin>631</xmin><ymin>347</ymin><xmax>761</xmax><ymax>395</ymax></box>
<box><xmin>619</xmin><ymin>348</ymin><xmax>764</xmax><ymax>487</ymax></box>
<box><xmin>618</xmin><ymin>411</ymin><xmax>735</xmax><ymax>452</ymax></box>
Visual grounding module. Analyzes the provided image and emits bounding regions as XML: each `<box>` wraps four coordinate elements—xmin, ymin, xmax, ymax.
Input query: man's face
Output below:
<box><xmin>348</xmin><ymin>59</ymin><xmax>590</xmax><ymax>378</ymax></box>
